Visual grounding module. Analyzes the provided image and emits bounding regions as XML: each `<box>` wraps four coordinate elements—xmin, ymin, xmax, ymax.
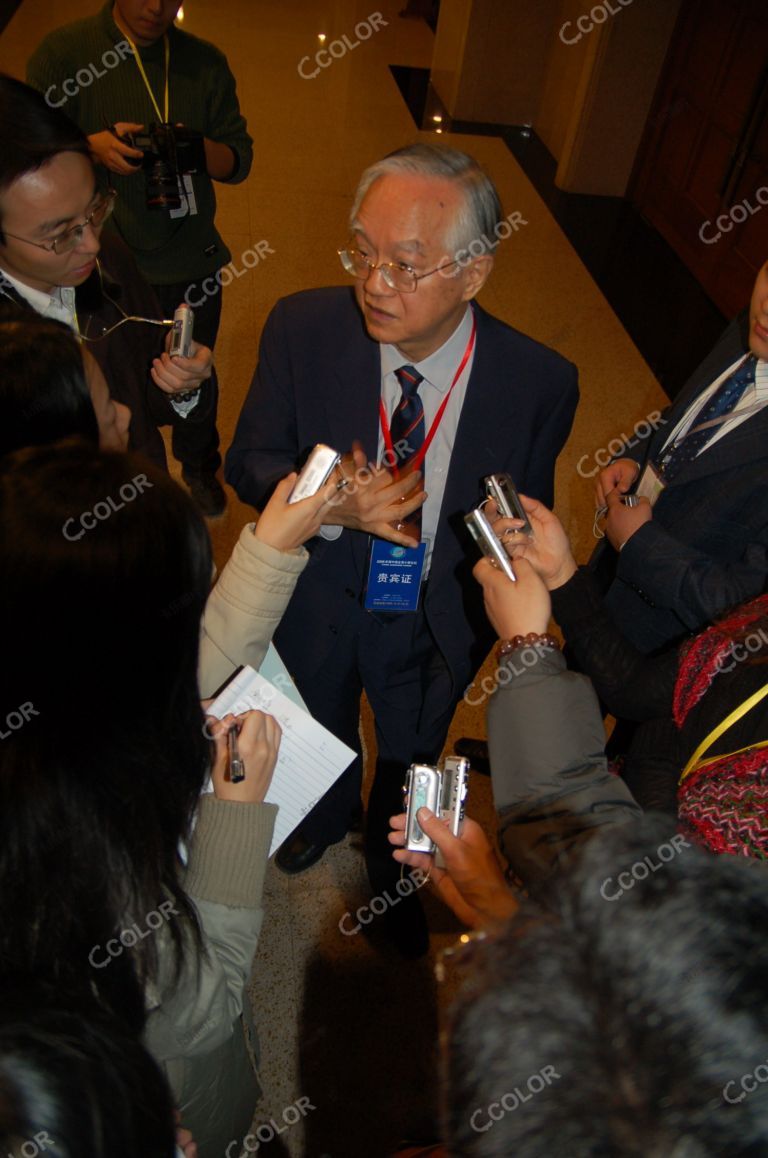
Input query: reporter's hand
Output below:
<box><xmin>207</xmin><ymin>710</ymin><xmax>281</xmax><ymax>803</ymax></box>
<box><xmin>595</xmin><ymin>457</ymin><xmax>640</xmax><ymax>507</ymax></box>
<box><xmin>253</xmin><ymin>473</ymin><xmax>339</xmax><ymax>551</ymax></box>
<box><xmin>152</xmin><ymin>333</ymin><xmax>213</xmax><ymax>396</ymax></box>
<box><xmin>473</xmin><ymin>555</ymin><xmax>551</xmax><ymax>639</ymax></box>
<box><xmin>604</xmin><ymin>486</ymin><xmax>652</xmax><ymax>551</ymax></box>
<box><xmin>389</xmin><ymin>811</ymin><xmax>518</xmax><ymax>928</ymax></box>
<box><xmin>87</xmin><ymin>124</ymin><xmax>144</xmax><ymax>174</ymax></box>
<box><xmin>327</xmin><ymin>441</ymin><xmax>426</xmax><ymax>547</ymax></box>
<box><xmin>495</xmin><ymin>494</ymin><xmax>577</xmax><ymax>590</ymax></box>
<box><xmin>175</xmin><ymin>1122</ymin><xmax>197</xmax><ymax>1158</ymax></box>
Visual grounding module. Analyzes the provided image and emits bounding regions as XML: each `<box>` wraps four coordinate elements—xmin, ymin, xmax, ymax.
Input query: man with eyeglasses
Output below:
<box><xmin>226</xmin><ymin>144</ymin><xmax>579</xmax><ymax>955</ymax></box>
<box><xmin>0</xmin><ymin>74</ymin><xmax>213</xmax><ymax>470</ymax></box>
<box><xmin>28</xmin><ymin>0</ymin><xmax>253</xmax><ymax>516</ymax></box>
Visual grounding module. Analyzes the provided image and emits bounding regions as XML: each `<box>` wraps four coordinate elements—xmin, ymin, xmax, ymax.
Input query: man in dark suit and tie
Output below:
<box><xmin>596</xmin><ymin>258</ymin><xmax>768</xmax><ymax>654</ymax></box>
<box><xmin>225</xmin><ymin>144</ymin><xmax>578</xmax><ymax>953</ymax></box>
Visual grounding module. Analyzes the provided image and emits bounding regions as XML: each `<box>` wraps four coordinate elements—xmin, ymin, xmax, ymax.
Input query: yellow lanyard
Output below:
<box><xmin>123</xmin><ymin>32</ymin><xmax>170</xmax><ymax>123</ymax></box>
<box><xmin>679</xmin><ymin>681</ymin><xmax>768</xmax><ymax>783</ymax></box>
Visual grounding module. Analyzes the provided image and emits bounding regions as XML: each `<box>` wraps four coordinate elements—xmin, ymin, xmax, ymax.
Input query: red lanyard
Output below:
<box><xmin>379</xmin><ymin>309</ymin><xmax>477</xmax><ymax>478</ymax></box>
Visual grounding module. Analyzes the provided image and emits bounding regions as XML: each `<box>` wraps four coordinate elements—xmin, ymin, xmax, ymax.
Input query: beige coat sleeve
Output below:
<box><xmin>198</xmin><ymin>525</ymin><xmax>309</xmax><ymax>697</ymax></box>
<box><xmin>144</xmin><ymin>796</ymin><xmax>277</xmax><ymax>1061</ymax></box>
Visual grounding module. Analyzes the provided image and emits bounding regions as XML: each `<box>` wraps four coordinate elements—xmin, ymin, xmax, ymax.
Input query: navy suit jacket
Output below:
<box><xmin>226</xmin><ymin>287</ymin><xmax>578</xmax><ymax>697</ymax></box>
<box><xmin>603</xmin><ymin>313</ymin><xmax>768</xmax><ymax>651</ymax></box>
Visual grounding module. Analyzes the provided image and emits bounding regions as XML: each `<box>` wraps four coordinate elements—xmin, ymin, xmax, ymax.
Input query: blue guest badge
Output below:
<box><xmin>364</xmin><ymin>539</ymin><xmax>426</xmax><ymax>612</ymax></box>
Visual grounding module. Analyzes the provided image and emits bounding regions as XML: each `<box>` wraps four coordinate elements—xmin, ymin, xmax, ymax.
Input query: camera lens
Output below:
<box><xmin>145</xmin><ymin>160</ymin><xmax>181</xmax><ymax>210</ymax></box>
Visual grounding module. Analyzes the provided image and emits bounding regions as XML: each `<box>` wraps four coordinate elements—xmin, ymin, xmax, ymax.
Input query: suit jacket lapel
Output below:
<box><xmin>434</xmin><ymin>306</ymin><xmax>517</xmax><ymax>557</ymax></box>
<box><xmin>667</xmin><ymin>401</ymin><xmax>768</xmax><ymax>485</ymax></box>
<box><xmin>325</xmin><ymin>299</ymin><xmax>381</xmax><ymax>464</ymax></box>
<box><xmin>649</xmin><ymin>315</ymin><xmax>748</xmax><ymax>460</ymax></box>
<box><xmin>653</xmin><ymin>313</ymin><xmax>766</xmax><ymax>485</ymax></box>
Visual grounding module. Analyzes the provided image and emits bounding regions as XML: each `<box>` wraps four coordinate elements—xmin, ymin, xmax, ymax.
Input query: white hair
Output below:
<box><xmin>349</xmin><ymin>144</ymin><xmax>503</xmax><ymax>257</ymax></box>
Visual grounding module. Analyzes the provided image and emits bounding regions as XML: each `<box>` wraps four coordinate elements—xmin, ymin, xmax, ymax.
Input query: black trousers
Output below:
<box><xmin>282</xmin><ymin>598</ymin><xmax>456</xmax><ymax>894</ymax></box>
<box><xmin>152</xmin><ymin>279</ymin><xmax>222</xmax><ymax>475</ymax></box>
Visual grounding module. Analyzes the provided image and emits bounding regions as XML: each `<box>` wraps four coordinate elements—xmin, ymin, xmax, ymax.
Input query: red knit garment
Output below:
<box><xmin>678</xmin><ymin>746</ymin><xmax>768</xmax><ymax>859</ymax></box>
<box><xmin>674</xmin><ymin>594</ymin><xmax>768</xmax><ymax>727</ymax></box>
<box><xmin>672</xmin><ymin>595</ymin><xmax>768</xmax><ymax>860</ymax></box>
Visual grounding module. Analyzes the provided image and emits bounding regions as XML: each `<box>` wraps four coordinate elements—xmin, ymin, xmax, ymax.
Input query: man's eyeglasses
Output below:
<box><xmin>3</xmin><ymin>190</ymin><xmax>117</xmax><ymax>255</ymax></box>
<box><xmin>338</xmin><ymin>246</ymin><xmax>459</xmax><ymax>293</ymax></box>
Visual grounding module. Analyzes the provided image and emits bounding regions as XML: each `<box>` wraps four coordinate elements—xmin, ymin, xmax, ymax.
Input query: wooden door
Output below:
<box><xmin>632</xmin><ymin>0</ymin><xmax>768</xmax><ymax>317</ymax></box>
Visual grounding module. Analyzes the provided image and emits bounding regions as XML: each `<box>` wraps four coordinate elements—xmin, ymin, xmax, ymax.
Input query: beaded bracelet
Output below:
<box><xmin>174</xmin><ymin>386</ymin><xmax>203</xmax><ymax>403</ymax></box>
<box><xmin>497</xmin><ymin>632</ymin><xmax>561</xmax><ymax>662</ymax></box>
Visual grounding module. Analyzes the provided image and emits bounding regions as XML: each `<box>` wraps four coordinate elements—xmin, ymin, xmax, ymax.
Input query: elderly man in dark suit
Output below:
<box><xmin>226</xmin><ymin>144</ymin><xmax>578</xmax><ymax>953</ymax></box>
<box><xmin>596</xmin><ymin>258</ymin><xmax>768</xmax><ymax>654</ymax></box>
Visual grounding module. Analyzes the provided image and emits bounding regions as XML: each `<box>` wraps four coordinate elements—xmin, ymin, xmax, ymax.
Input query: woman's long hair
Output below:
<box><xmin>0</xmin><ymin>984</ymin><xmax>177</xmax><ymax>1157</ymax></box>
<box><xmin>0</xmin><ymin>442</ymin><xmax>212</xmax><ymax>1029</ymax></box>
<box><xmin>0</xmin><ymin>308</ymin><xmax>99</xmax><ymax>455</ymax></box>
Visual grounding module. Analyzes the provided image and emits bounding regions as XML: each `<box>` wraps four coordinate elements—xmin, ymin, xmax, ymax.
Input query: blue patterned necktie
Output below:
<box><xmin>660</xmin><ymin>354</ymin><xmax>757</xmax><ymax>482</ymax></box>
<box><xmin>391</xmin><ymin>365</ymin><xmax>425</xmax><ymax>536</ymax></box>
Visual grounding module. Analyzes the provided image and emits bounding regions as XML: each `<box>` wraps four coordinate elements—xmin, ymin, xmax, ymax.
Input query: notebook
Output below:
<box><xmin>206</xmin><ymin>662</ymin><xmax>356</xmax><ymax>856</ymax></box>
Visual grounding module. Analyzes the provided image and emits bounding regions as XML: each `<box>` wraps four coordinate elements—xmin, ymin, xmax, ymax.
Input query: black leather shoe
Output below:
<box><xmin>454</xmin><ymin>735</ymin><xmax>490</xmax><ymax>776</ymax></box>
<box><xmin>181</xmin><ymin>470</ymin><xmax>227</xmax><ymax>518</ymax></box>
<box><xmin>275</xmin><ymin>830</ymin><xmax>331</xmax><ymax>875</ymax></box>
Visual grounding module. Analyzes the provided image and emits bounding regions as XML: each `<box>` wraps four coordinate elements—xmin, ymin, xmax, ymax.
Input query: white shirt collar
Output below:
<box><xmin>380</xmin><ymin>305</ymin><xmax>474</xmax><ymax>392</ymax></box>
<box><xmin>0</xmin><ymin>266</ymin><xmax>77</xmax><ymax>330</ymax></box>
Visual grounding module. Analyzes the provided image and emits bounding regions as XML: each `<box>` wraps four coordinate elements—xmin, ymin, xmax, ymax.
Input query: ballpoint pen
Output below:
<box><xmin>228</xmin><ymin>723</ymin><xmax>245</xmax><ymax>783</ymax></box>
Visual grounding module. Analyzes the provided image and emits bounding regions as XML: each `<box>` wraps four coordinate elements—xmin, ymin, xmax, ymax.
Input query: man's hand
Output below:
<box><xmin>326</xmin><ymin>441</ymin><xmax>427</xmax><ymax>547</ymax></box>
<box><xmin>174</xmin><ymin>127</ymin><xmax>236</xmax><ymax>180</ymax></box>
<box><xmin>88</xmin><ymin>124</ymin><xmax>144</xmax><ymax>175</ymax></box>
<box><xmin>175</xmin><ymin>1123</ymin><xmax>197</xmax><ymax>1158</ymax></box>
<box><xmin>473</xmin><ymin>555</ymin><xmax>552</xmax><ymax>639</ymax></box>
<box><xmin>152</xmin><ymin>333</ymin><xmax>213</xmax><ymax>396</ymax></box>
<box><xmin>389</xmin><ymin>811</ymin><xmax>518</xmax><ymax>929</ymax></box>
<box><xmin>203</xmin><ymin>137</ymin><xmax>237</xmax><ymax>180</ymax></box>
<box><xmin>490</xmin><ymin>493</ymin><xmax>577</xmax><ymax>591</ymax></box>
<box><xmin>604</xmin><ymin>487</ymin><xmax>652</xmax><ymax>551</ymax></box>
<box><xmin>253</xmin><ymin>473</ymin><xmax>339</xmax><ymax>551</ymax></box>
<box><xmin>595</xmin><ymin>457</ymin><xmax>640</xmax><ymax>507</ymax></box>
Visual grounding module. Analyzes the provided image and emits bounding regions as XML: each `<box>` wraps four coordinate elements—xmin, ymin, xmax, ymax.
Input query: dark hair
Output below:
<box><xmin>446</xmin><ymin>816</ymin><xmax>768</xmax><ymax>1157</ymax></box>
<box><xmin>0</xmin><ymin>306</ymin><xmax>99</xmax><ymax>454</ymax></box>
<box><xmin>0</xmin><ymin>74</ymin><xmax>90</xmax><ymax>241</ymax></box>
<box><xmin>0</xmin><ymin>985</ymin><xmax>177</xmax><ymax>1157</ymax></box>
<box><xmin>0</xmin><ymin>442</ymin><xmax>213</xmax><ymax>1029</ymax></box>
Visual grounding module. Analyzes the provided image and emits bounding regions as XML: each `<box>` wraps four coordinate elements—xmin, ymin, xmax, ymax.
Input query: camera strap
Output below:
<box><xmin>680</xmin><ymin>681</ymin><xmax>768</xmax><ymax>784</ymax></box>
<box><xmin>123</xmin><ymin>32</ymin><xmax>170</xmax><ymax>122</ymax></box>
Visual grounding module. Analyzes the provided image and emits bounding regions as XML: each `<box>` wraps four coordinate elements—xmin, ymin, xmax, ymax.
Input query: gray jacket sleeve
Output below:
<box><xmin>198</xmin><ymin>525</ymin><xmax>308</xmax><ymax>697</ymax></box>
<box><xmin>143</xmin><ymin>795</ymin><xmax>277</xmax><ymax>1061</ymax></box>
<box><xmin>487</xmin><ymin>645</ymin><xmax>642</xmax><ymax>894</ymax></box>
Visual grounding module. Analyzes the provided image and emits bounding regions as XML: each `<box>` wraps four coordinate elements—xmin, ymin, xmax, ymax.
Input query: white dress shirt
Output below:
<box><xmin>660</xmin><ymin>353</ymin><xmax>768</xmax><ymax>458</ymax></box>
<box><xmin>321</xmin><ymin>305</ymin><xmax>476</xmax><ymax>572</ymax></box>
<box><xmin>0</xmin><ymin>267</ymin><xmax>77</xmax><ymax>327</ymax></box>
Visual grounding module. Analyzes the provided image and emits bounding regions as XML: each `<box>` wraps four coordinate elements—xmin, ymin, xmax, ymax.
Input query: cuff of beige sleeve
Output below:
<box><xmin>184</xmin><ymin>795</ymin><xmax>277</xmax><ymax>908</ymax></box>
<box><xmin>243</xmin><ymin>525</ymin><xmax>309</xmax><ymax>572</ymax></box>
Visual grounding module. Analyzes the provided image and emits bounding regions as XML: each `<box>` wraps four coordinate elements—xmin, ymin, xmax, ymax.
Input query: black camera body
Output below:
<box><xmin>123</xmin><ymin>122</ymin><xmax>207</xmax><ymax>210</ymax></box>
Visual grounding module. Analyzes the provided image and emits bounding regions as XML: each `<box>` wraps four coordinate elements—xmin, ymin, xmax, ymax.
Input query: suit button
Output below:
<box><xmin>345</xmin><ymin>587</ymin><xmax>355</xmax><ymax>598</ymax></box>
<box><xmin>329</xmin><ymin>625</ymin><xmax>338</xmax><ymax>634</ymax></box>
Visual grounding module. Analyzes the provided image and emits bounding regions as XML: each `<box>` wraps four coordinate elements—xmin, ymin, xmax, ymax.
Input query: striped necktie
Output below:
<box><xmin>660</xmin><ymin>354</ymin><xmax>757</xmax><ymax>482</ymax></box>
<box><xmin>391</xmin><ymin>365</ymin><xmax>425</xmax><ymax>536</ymax></box>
